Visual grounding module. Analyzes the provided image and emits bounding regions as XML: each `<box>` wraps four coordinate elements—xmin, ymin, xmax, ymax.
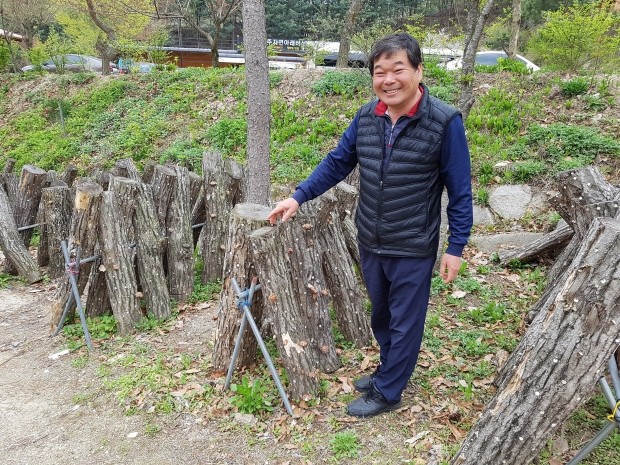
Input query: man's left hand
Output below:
<box><xmin>438</xmin><ymin>253</ymin><xmax>462</xmax><ymax>283</ymax></box>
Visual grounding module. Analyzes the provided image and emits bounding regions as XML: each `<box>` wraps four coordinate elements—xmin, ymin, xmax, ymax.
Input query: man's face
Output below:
<box><xmin>371</xmin><ymin>50</ymin><xmax>423</xmax><ymax>113</ymax></box>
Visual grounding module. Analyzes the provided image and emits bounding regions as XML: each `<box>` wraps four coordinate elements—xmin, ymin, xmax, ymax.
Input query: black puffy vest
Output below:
<box><xmin>355</xmin><ymin>86</ymin><xmax>460</xmax><ymax>257</ymax></box>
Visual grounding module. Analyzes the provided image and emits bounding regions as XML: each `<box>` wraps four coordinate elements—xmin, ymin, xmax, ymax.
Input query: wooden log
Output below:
<box><xmin>133</xmin><ymin>182</ymin><xmax>170</xmax><ymax>319</ymax></box>
<box><xmin>50</xmin><ymin>181</ymin><xmax>103</xmax><ymax>331</ymax></box>
<box><xmin>0</xmin><ymin>188</ymin><xmax>42</xmax><ymax>283</ymax></box>
<box><xmin>191</xmin><ymin>186</ymin><xmax>206</xmax><ymax>248</ymax></box>
<box><xmin>112</xmin><ymin>158</ymin><xmax>141</xmax><ymax>182</ymax></box>
<box><xmin>37</xmin><ymin>186</ymin><xmax>72</xmax><ymax>278</ymax></box>
<box><xmin>248</xmin><ymin>217</ymin><xmax>342</xmax><ymax>398</ymax></box>
<box><xmin>201</xmin><ymin>151</ymin><xmax>243</xmax><ymax>283</ymax></box>
<box><xmin>62</xmin><ymin>164</ymin><xmax>78</xmax><ymax>187</ymax></box>
<box><xmin>3</xmin><ymin>158</ymin><xmax>15</xmax><ymax>174</ymax></box>
<box><xmin>141</xmin><ymin>161</ymin><xmax>156</xmax><ymax>184</ymax></box>
<box><xmin>332</xmin><ymin>182</ymin><xmax>361</xmax><ymax>271</ymax></box>
<box><xmin>85</xmin><ymin>264</ymin><xmax>112</xmax><ymax>318</ymax></box>
<box><xmin>166</xmin><ymin>166</ymin><xmax>194</xmax><ymax>302</ymax></box>
<box><xmin>304</xmin><ymin>193</ymin><xmax>371</xmax><ymax>347</ymax></box>
<box><xmin>150</xmin><ymin>165</ymin><xmax>176</xmax><ymax>235</ymax></box>
<box><xmin>452</xmin><ymin>217</ymin><xmax>620</xmax><ymax>465</ymax></box>
<box><xmin>498</xmin><ymin>222</ymin><xmax>574</xmax><ymax>266</ymax></box>
<box><xmin>211</xmin><ymin>203</ymin><xmax>270</xmax><ymax>372</ymax></box>
<box><xmin>189</xmin><ymin>171</ymin><xmax>203</xmax><ymax>208</ymax></box>
<box><xmin>99</xmin><ymin>191</ymin><xmax>142</xmax><ymax>334</ymax></box>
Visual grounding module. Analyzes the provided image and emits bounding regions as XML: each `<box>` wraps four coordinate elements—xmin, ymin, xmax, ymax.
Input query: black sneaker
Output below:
<box><xmin>353</xmin><ymin>366</ymin><xmax>379</xmax><ymax>393</ymax></box>
<box><xmin>346</xmin><ymin>383</ymin><xmax>401</xmax><ymax>418</ymax></box>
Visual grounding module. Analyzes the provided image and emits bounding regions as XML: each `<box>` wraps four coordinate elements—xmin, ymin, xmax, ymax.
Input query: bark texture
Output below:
<box><xmin>38</xmin><ymin>186</ymin><xmax>73</xmax><ymax>278</ymax></box>
<box><xmin>201</xmin><ymin>151</ymin><xmax>243</xmax><ymax>283</ymax></box>
<box><xmin>452</xmin><ymin>217</ymin><xmax>620</xmax><ymax>465</ymax></box>
<box><xmin>211</xmin><ymin>203</ymin><xmax>271</xmax><ymax>372</ymax></box>
<box><xmin>498</xmin><ymin>222</ymin><xmax>574</xmax><ymax>266</ymax></box>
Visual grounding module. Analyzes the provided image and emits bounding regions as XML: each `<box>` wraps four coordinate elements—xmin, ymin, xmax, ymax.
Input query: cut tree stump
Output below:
<box><xmin>51</xmin><ymin>181</ymin><xmax>103</xmax><ymax>331</ymax></box>
<box><xmin>99</xmin><ymin>191</ymin><xmax>142</xmax><ymax>334</ymax></box>
<box><xmin>249</xmin><ymin>222</ymin><xmax>342</xmax><ymax>400</ymax></box>
<box><xmin>112</xmin><ymin>158</ymin><xmax>141</xmax><ymax>182</ymax></box>
<box><xmin>4</xmin><ymin>165</ymin><xmax>47</xmax><ymax>275</ymax></box>
<box><xmin>201</xmin><ymin>151</ymin><xmax>243</xmax><ymax>283</ymax></box>
<box><xmin>0</xmin><ymin>187</ymin><xmax>42</xmax><ymax>284</ymax></box>
<box><xmin>37</xmin><ymin>186</ymin><xmax>73</xmax><ymax>278</ymax></box>
<box><xmin>451</xmin><ymin>217</ymin><xmax>620</xmax><ymax>465</ymax></box>
<box><xmin>62</xmin><ymin>164</ymin><xmax>78</xmax><ymax>187</ymax></box>
<box><xmin>166</xmin><ymin>166</ymin><xmax>194</xmax><ymax>302</ymax></box>
<box><xmin>211</xmin><ymin>203</ymin><xmax>270</xmax><ymax>372</ymax></box>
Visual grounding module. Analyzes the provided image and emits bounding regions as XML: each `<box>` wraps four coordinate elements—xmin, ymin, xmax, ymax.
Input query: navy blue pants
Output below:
<box><xmin>360</xmin><ymin>248</ymin><xmax>435</xmax><ymax>404</ymax></box>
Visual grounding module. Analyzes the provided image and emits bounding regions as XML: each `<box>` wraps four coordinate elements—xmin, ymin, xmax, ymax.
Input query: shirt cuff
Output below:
<box><xmin>445</xmin><ymin>243</ymin><xmax>465</xmax><ymax>257</ymax></box>
<box><xmin>292</xmin><ymin>189</ymin><xmax>307</xmax><ymax>206</ymax></box>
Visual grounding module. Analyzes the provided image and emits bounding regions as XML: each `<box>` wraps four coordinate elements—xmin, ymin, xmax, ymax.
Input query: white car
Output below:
<box><xmin>446</xmin><ymin>51</ymin><xmax>540</xmax><ymax>72</ymax></box>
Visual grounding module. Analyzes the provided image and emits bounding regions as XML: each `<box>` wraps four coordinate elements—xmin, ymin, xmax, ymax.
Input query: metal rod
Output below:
<box><xmin>229</xmin><ymin>277</ymin><xmax>293</xmax><ymax>416</ymax></box>
<box><xmin>224</xmin><ymin>312</ymin><xmax>249</xmax><ymax>389</ymax></box>
<box><xmin>17</xmin><ymin>222</ymin><xmax>44</xmax><ymax>232</ymax></box>
<box><xmin>78</xmin><ymin>254</ymin><xmax>101</xmax><ymax>266</ymax></box>
<box><xmin>60</xmin><ymin>241</ymin><xmax>93</xmax><ymax>351</ymax></box>
<box><xmin>192</xmin><ymin>222</ymin><xmax>206</xmax><ymax>229</ymax></box>
<box><xmin>608</xmin><ymin>357</ymin><xmax>620</xmax><ymax>401</ymax></box>
<box><xmin>52</xmin><ymin>292</ymin><xmax>74</xmax><ymax>336</ymax></box>
<box><xmin>599</xmin><ymin>377</ymin><xmax>617</xmax><ymax>416</ymax></box>
<box><xmin>566</xmin><ymin>422</ymin><xmax>618</xmax><ymax>465</ymax></box>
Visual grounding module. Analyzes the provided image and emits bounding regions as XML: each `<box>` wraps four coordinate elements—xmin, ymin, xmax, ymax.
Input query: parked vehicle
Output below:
<box><xmin>21</xmin><ymin>54</ymin><xmax>118</xmax><ymax>73</ymax></box>
<box><xmin>445</xmin><ymin>51</ymin><xmax>540</xmax><ymax>72</ymax></box>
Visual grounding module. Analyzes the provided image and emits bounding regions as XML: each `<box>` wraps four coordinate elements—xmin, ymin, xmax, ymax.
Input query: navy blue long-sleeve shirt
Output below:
<box><xmin>292</xmin><ymin>103</ymin><xmax>473</xmax><ymax>257</ymax></box>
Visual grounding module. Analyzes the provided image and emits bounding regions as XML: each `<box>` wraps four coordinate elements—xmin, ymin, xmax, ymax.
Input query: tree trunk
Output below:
<box><xmin>133</xmin><ymin>182</ymin><xmax>170</xmax><ymax>319</ymax></box>
<box><xmin>451</xmin><ymin>217</ymin><xmax>620</xmax><ymax>465</ymax></box>
<box><xmin>166</xmin><ymin>166</ymin><xmax>194</xmax><ymax>302</ymax></box>
<box><xmin>0</xmin><ymin>187</ymin><xmax>41</xmax><ymax>284</ymax></box>
<box><xmin>86</xmin><ymin>263</ymin><xmax>111</xmax><ymax>318</ymax></box>
<box><xmin>508</xmin><ymin>0</ymin><xmax>522</xmax><ymax>58</ymax></box>
<box><xmin>201</xmin><ymin>151</ymin><xmax>243</xmax><ymax>283</ymax></box>
<box><xmin>458</xmin><ymin>0</ymin><xmax>495</xmax><ymax>120</ymax></box>
<box><xmin>498</xmin><ymin>222</ymin><xmax>574</xmax><ymax>266</ymax></box>
<box><xmin>211</xmin><ymin>203</ymin><xmax>271</xmax><ymax>372</ymax></box>
<box><xmin>4</xmin><ymin>165</ymin><xmax>47</xmax><ymax>274</ymax></box>
<box><xmin>38</xmin><ymin>186</ymin><xmax>73</xmax><ymax>279</ymax></box>
<box><xmin>50</xmin><ymin>181</ymin><xmax>103</xmax><ymax>331</ymax></box>
<box><xmin>99</xmin><ymin>191</ymin><xmax>142</xmax><ymax>334</ymax></box>
<box><xmin>62</xmin><ymin>164</ymin><xmax>78</xmax><ymax>187</ymax></box>
<box><xmin>142</xmin><ymin>161</ymin><xmax>156</xmax><ymax>184</ymax></box>
<box><xmin>337</xmin><ymin>0</ymin><xmax>362</xmax><ymax>68</ymax></box>
<box><xmin>112</xmin><ymin>158</ymin><xmax>141</xmax><ymax>181</ymax></box>
<box><xmin>242</xmin><ymin>0</ymin><xmax>271</xmax><ymax>205</ymax></box>
<box><xmin>249</xmin><ymin>222</ymin><xmax>342</xmax><ymax>400</ymax></box>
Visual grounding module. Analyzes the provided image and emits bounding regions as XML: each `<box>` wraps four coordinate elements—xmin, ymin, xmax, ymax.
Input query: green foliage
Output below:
<box><xmin>560</xmin><ymin>77</ymin><xmax>589</xmax><ymax>97</ymax></box>
<box><xmin>512</xmin><ymin>160</ymin><xmax>547</xmax><ymax>182</ymax></box>
<box><xmin>474</xmin><ymin>187</ymin><xmax>489</xmax><ymax>206</ymax></box>
<box><xmin>205</xmin><ymin>118</ymin><xmax>247</xmax><ymax>159</ymax></box>
<box><xmin>229</xmin><ymin>376</ymin><xmax>275</xmax><ymax>414</ymax></box>
<box><xmin>0</xmin><ymin>42</ymin><xmax>13</xmax><ymax>72</ymax></box>
<box><xmin>189</xmin><ymin>280</ymin><xmax>222</xmax><ymax>304</ymax></box>
<box><xmin>269</xmin><ymin>71</ymin><xmax>284</xmax><ymax>88</ymax></box>
<box><xmin>429</xmin><ymin>85</ymin><xmax>458</xmax><ymax>104</ymax></box>
<box><xmin>467</xmin><ymin>88</ymin><xmax>523</xmax><ymax>138</ymax></box>
<box><xmin>462</xmin><ymin>302</ymin><xmax>508</xmax><ymax>325</ymax></box>
<box><xmin>330</xmin><ymin>431</ymin><xmax>361</xmax><ymax>459</ymax></box>
<box><xmin>0</xmin><ymin>273</ymin><xmax>18</xmax><ymax>288</ymax></box>
<box><xmin>527</xmin><ymin>2</ymin><xmax>620</xmax><ymax>72</ymax></box>
<box><xmin>311</xmin><ymin>70</ymin><xmax>371</xmax><ymax>97</ymax></box>
<box><xmin>159</xmin><ymin>139</ymin><xmax>203</xmax><ymax>172</ymax></box>
<box><xmin>63</xmin><ymin>314</ymin><xmax>117</xmax><ymax>341</ymax></box>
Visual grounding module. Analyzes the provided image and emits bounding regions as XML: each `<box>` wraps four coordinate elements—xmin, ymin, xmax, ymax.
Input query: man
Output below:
<box><xmin>268</xmin><ymin>33</ymin><xmax>473</xmax><ymax>417</ymax></box>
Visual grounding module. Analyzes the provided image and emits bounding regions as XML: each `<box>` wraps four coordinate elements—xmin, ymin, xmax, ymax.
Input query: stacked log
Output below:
<box><xmin>38</xmin><ymin>186</ymin><xmax>72</xmax><ymax>278</ymax></box>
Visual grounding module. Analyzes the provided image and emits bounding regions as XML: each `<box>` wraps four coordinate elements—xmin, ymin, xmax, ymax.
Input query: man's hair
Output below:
<box><xmin>368</xmin><ymin>33</ymin><xmax>423</xmax><ymax>75</ymax></box>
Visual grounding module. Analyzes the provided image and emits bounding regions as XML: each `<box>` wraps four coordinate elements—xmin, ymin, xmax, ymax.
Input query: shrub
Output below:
<box><xmin>560</xmin><ymin>77</ymin><xmax>589</xmax><ymax>97</ymax></box>
<box><xmin>205</xmin><ymin>118</ymin><xmax>247</xmax><ymax>159</ymax></box>
<box><xmin>311</xmin><ymin>70</ymin><xmax>371</xmax><ymax>97</ymax></box>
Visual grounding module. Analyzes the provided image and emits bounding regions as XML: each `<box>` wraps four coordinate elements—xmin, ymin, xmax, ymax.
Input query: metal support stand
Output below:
<box><xmin>567</xmin><ymin>356</ymin><xmax>620</xmax><ymax>464</ymax></box>
<box><xmin>224</xmin><ymin>277</ymin><xmax>293</xmax><ymax>416</ymax></box>
<box><xmin>52</xmin><ymin>241</ymin><xmax>94</xmax><ymax>351</ymax></box>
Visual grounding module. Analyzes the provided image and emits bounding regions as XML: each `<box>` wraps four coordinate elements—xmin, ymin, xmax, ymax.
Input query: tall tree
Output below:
<box><xmin>507</xmin><ymin>0</ymin><xmax>522</xmax><ymax>57</ymax></box>
<box><xmin>0</xmin><ymin>0</ymin><xmax>55</xmax><ymax>49</ymax></box>
<box><xmin>155</xmin><ymin>0</ymin><xmax>241</xmax><ymax>67</ymax></box>
<box><xmin>337</xmin><ymin>0</ymin><xmax>362</xmax><ymax>68</ymax></box>
<box><xmin>241</xmin><ymin>0</ymin><xmax>270</xmax><ymax>205</ymax></box>
<box><xmin>458</xmin><ymin>0</ymin><xmax>495</xmax><ymax>120</ymax></box>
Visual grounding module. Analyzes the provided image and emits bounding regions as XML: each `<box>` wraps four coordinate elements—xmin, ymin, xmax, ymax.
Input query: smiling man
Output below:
<box><xmin>268</xmin><ymin>33</ymin><xmax>473</xmax><ymax>417</ymax></box>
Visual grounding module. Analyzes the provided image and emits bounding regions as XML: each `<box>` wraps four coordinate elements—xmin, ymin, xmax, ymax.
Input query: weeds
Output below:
<box><xmin>229</xmin><ymin>376</ymin><xmax>276</xmax><ymax>414</ymax></box>
<box><xmin>330</xmin><ymin>431</ymin><xmax>361</xmax><ymax>459</ymax></box>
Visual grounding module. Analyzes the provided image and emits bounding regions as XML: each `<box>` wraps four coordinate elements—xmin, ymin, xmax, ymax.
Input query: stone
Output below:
<box><xmin>488</xmin><ymin>185</ymin><xmax>533</xmax><ymax>219</ymax></box>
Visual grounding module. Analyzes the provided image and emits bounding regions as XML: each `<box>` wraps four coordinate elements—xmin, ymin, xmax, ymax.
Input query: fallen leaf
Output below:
<box><xmin>451</xmin><ymin>290</ymin><xmax>467</xmax><ymax>299</ymax></box>
<box><xmin>405</xmin><ymin>430</ymin><xmax>429</xmax><ymax>445</ymax></box>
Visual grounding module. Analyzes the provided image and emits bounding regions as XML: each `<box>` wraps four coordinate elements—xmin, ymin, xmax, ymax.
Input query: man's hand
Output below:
<box><xmin>438</xmin><ymin>253</ymin><xmax>462</xmax><ymax>283</ymax></box>
<box><xmin>268</xmin><ymin>198</ymin><xmax>299</xmax><ymax>225</ymax></box>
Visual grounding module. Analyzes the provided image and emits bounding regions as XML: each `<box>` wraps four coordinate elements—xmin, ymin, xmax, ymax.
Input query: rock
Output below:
<box><xmin>469</xmin><ymin>232</ymin><xmax>545</xmax><ymax>255</ymax></box>
<box><xmin>488</xmin><ymin>185</ymin><xmax>532</xmax><ymax>219</ymax></box>
<box><xmin>473</xmin><ymin>204</ymin><xmax>494</xmax><ymax>226</ymax></box>
<box><xmin>234</xmin><ymin>413</ymin><xmax>258</xmax><ymax>426</ymax></box>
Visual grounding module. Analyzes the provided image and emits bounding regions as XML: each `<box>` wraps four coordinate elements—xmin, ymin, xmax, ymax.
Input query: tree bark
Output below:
<box><xmin>37</xmin><ymin>186</ymin><xmax>72</xmax><ymax>279</ymax></box>
<box><xmin>4</xmin><ymin>165</ymin><xmax>47</xmax><ymax>274</ymax></box>
<box><xmin>452</xmin><ymin>217</ymin><xmax>620</xmax><ymax>465</ymax></box>
<box><xmin>166</xmin><ymin>166</ymin><xmax>194</xmax><ymax>302</ymax></box>
<box><xmin>50</xmin><ymin>181</ymin><xmax>103</xmax><ymax>331</ymax></box>
<box><xmin>62</xmin><ymin>164</ymin><xmax>78</xmax><ymax>187</ymax></box>
<box><xmin>112</xmin><ymin>158</ymin><xmax>141</xmax><ymax>181</ymax></box>
<box><xmin>201</xmin><ymin>151</ymin><xmax>243</xmax><ymax>283</ymax></box>
<box><xmin>211</xmin><ymin>203</ymin><xmax>271</xmax><ymax>372</ymax></box>
<box><xmin>337</xmin><ymin>0</ymin><xmax>362</xmax><ymax>68</ymax></box>
<box><xmin>0</xmin><ymin>187</ymin><xmax>41</xmax><ymax>284</ymax></box>
<box><xmin>133</xmin><ymin>182</ymin><xmax>170</xmax><ymax>319</ymax></box>
<box><xmin>498</xmin><ymin>222</ymin><xmax>574</xmax><ymax>266</ymax></box>
<box><xmin>249</xmin><ymin>222</ymin><xmax>342</xmax><ymax>400</ymax></box>
<box><xmin>98</xmin><ymin>191</ymin><xmax>142</xmax><ymax>334</ymax></box>
<box><xmin>242</xmin><ymin>0</ymin><xmax>271</xmax><ymax>205</ymax></box>
<box><xmin>508</xmin><ymin>0</ymin><xmax>522</xmax><ymax>58</ymax></box>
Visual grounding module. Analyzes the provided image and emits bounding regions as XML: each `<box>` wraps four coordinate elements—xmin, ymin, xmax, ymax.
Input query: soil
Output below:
<box><xmin>0</xmin><ymin>283</ymin><xmax>275</xmax><ymax>465</ymax></box>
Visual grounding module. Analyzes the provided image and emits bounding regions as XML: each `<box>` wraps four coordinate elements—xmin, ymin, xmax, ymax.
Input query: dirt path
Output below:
<box><xmin>0</xmin><ymin>284</ymin><xmax>280</xmax><ymax>465</ymax></box>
